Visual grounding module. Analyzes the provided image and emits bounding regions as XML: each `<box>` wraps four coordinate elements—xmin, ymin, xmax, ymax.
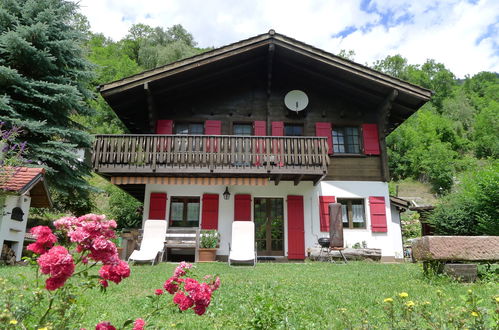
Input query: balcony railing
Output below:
<box><xmin>92</xmin><ymin>134</ymin><xmax>329</xmax><ymax>182</ymax></box>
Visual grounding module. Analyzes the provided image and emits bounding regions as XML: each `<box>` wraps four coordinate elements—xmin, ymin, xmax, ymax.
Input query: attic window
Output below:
<box><xmin>11</xmin><ymin>207</ymin><xmax>24</xmax><ymax>221</ymax></box>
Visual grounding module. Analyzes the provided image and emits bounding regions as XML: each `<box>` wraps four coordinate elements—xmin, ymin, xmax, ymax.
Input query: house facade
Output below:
<box><xmin>93</xmin><ymin>31</ymin><xmax>431</xmax><ymax>262</ymax></box>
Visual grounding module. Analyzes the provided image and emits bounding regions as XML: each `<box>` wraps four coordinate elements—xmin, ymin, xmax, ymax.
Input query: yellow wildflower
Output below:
<box><xmin>467</xmin><ymin>289</ymin><xmax>473</xmax><ymax>294</ymax></box>
<box><xmin>9</xmin><ymin>320</ymin><xmax>18</xmax><ymax>325</ymax></box>
<box><xmin>338</xmin><ymin>308</ymin><xmax>347</xmax><ymax>313</ymax></box>
<box><xmin>423</xmin><ymin>301</ymin><xmax>431</xmax><ymax>305</ymax></box>
<box><xmin>471</xmin><ymin>311</ymin><xmax>479</xmax><ymax>317</ymax></box>
<box><xmin>405</xmin><ymin>301</ymin><xmax>415</xmax><ymax>308</ymax></box>
<box><xmin>398</xmin><ymin>292</ymin><xmax>409</xmax><ymax>298</ymax></box>
<box><xmin>383</xmin><ymin>298</ymin><xmax>394</xmax><ymax>303</ymax></box>
<box><xmin>495</xmin><ymin>297</ymin><xmax>499</xmax><ymax>303</ymax></box>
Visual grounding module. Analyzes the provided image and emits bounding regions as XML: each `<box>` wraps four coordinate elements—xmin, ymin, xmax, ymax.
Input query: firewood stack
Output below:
<box><xmin>0</xmin><ymin>243</ymin><xmax>16</xmax><ymax>265</ymax></box>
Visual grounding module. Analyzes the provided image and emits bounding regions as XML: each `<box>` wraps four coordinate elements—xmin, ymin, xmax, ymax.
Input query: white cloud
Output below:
<box><xmin>77</xmin><ymin>0</ymin><xmax>499</xmax><ymax>77</ymax></box>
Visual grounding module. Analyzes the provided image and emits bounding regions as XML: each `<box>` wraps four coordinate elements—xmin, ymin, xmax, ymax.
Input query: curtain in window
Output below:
<box><xmin>171</xmin><ymin>202</ymin><xmax>184</xmax><ymax>221</ymax></box>
<box><xmin>352</xmin><ymin>204</ymin><xmax>364</xmax><ymax>223</ymax></box>
<box><xmin>187</xmin><ymin>203</ymin><xmax>200</xmax><ymax>221</ymax></box>
<box><xmin>341</xmin><ymin>204</ymin><xmax>348</xmax><ymax>223</ymax></box>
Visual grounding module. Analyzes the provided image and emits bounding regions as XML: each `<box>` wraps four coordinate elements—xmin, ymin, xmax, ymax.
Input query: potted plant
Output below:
<box><xmin>198</xmin><ymin>229</ymin><xmax>220</xmax><ymax>262</ymax></box>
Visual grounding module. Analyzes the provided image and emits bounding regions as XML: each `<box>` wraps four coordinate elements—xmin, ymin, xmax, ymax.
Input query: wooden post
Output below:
<box><xmin>266</xmin><ymin>43</ymin><xmax>275</xmax><ymax>135</ymax></box>
<box><xmin>377</xmin><ymin>89</ymin><xmax>398</xmax><ymax>182</ymax></box>
<box><xmin>328</xmin><ymin>203</ymin><xmax>344</xmax><ymax>248</ymax></box>
<box><xmin>144</xmin><ymin>82</ymin><xmax>157</xmax><ymax>134</ymax></box>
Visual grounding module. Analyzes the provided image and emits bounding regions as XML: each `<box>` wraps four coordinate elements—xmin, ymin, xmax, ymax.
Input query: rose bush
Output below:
<box><xmin>0</xmin><ymin>214</ymin><xmax>220</xmax><ymax>329</ymax></box>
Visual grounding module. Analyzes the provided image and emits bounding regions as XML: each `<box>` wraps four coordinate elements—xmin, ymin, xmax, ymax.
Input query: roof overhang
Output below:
<box><xmin>1</xmin><ymin>168</ymin><xmax>52</xmax><ymax>208</ymax></box>
<box><xmin>100</xmin><ymin>30</ymin><xmax>432</xmax><ymax>133</ymax></box>
<box><xmin>390</xmin><ymin>196</ymin><xmax>410</xmax><ymax>211</ymax></box>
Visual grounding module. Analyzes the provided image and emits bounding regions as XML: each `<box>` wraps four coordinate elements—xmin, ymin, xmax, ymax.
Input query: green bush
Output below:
<box><xmin>429</xmin><ymin>161</ymin><xmax>499</xmax><ymax>235</ymax></box>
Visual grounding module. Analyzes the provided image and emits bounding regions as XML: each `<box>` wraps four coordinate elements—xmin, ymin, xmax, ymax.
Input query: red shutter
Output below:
<box><xmin>234</xmin><ymin>194</ymin><xmax>251</xmax><ymax>221</ymax></box>
<box><xmin>319</xmin><ymin>196</ymin><xmax>336</xmax><ymax>232</ymax></box>
<box><xmin>271</xmin><ymin>121</ymin><xmax>284</xmax><ymax>136</ymax></box>
<box><xmin>149</xmin><ymin>193</ymin><xmax>167</xmax><ymax>220</ymax></box>
<box><xmin>315</xmin><ymin>122</ymin><xmax>333</xmax><ymax>155</ymax></box>
<box><xmin>253</xmin><ymin>121</ymin><xmax>266</xmax><ymax>136</ymax></box>
<box><xmin>362</xmin><ymin>124</ymin><xmax>380</xmax><ymax>155</ymax></box>
<box><xmin>287</xmin><ymin>195</ymin><xmax>305</xmax><ymax>260</ymax></box>
<box><xmin>369</xmin><ymin>196</ymin><xmax>387</xmax><ymax>232</ymax></box>
<box><xmin>156</xmin><ymin>120</ymin><xmax>173</xmax><ymax>134</ymax></box>
<box><xmin>205</xmin><ymin>120</ymin><xmax>222</xmax><ymax>135</ymax></box>
<box><xmin>201</xmin><ymin>194</ymin><xmax>219</xmax><ymax>230</ymax></box>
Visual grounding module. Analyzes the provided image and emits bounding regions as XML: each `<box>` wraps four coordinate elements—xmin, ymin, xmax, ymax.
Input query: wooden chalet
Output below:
<box><xmin>93</xmin><ymin>30</ymin><xmax>431</xmax><ymax>261</ymax></box>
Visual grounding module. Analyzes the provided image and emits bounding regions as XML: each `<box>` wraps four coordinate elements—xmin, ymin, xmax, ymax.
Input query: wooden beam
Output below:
<box><xmin>280</xmin><ymin>59</ymin><xmax>384</xmax><ymax>106</ymax></box>
<box><xmin>144</xmin><ymin>82</ymin><xmax>157</xmax><ymax>133</ymax></box>
<box><xmin>294</xmin><ymin>174</ymin><xmax>304</xmax><ymax>186</ymax></box>
<box><xmin>274</xmin><ymin>174</ymin><xmax>282</xmax><ymax>186</ymax></box>
<box><xmin>377</xmin><ymin>89</ymin><xmax>398</xmax><ymax>182</ymax></box>
<box><xmin>313</xmin><ymin>174</ymin><xmax>326</xmax><ymax>186</ymax></box>
<box><xmin>101</xmin><ymin>39</ymin><xmax>271</xmax><ymax>96</ymax></box>
<box><xmin>266</xmin><ymin>43</ymin><xmax>275</xmax><ymax>135</ymax></box>
<box><xmin>148</xmin><ymin>57</ymin><xmax>264</xmax><ymax>96</ymax></box>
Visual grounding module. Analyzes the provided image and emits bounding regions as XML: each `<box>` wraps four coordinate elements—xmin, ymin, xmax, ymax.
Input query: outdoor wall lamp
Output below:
<box><xmin>223</xmin><ymin>186</ymin><xmax>230</xmax><ymax>200</ymax></box>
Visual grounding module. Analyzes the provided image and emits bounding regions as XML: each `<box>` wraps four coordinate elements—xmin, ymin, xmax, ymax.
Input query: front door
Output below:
<box><xmin>254</xmin><ymin>198</ymin><xmax>284</xmax><ymax>256</ymax></box>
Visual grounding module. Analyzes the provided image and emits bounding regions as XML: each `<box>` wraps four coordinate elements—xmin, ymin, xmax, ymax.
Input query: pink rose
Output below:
<box><xmin>154</xmin><ymin>289</ymin><xmax>164</xmax><ymax>296</ymax></box>
<box><xmin>193</xmin><ymin>304</ymin><xmax>206</xmax><ymax>315</ymax></box>
<box><xmin>163</xmin><ymin>277</ymin><xmax>179</xmax><ymax>294</ymax></box>
<box><xmin>37</xmin><ymin>246</ymin><xmax>74</xmax><ymax>291</ymax></box>
<box><xmin>27</xmin><ymin>226</ymin><xmax>57</xmax><ymax>255</ymax></box>
<box><xmin>173</xmin><ymin>291</ymin><xmax>194</xmax><ymax>311</ymax></box>
<box><xmin>95</xmin><ymin>322</ymin><xmax>116</xmax><ymax>330</ymax></box>
<box><xmin>132</xmin><ymin>318</ymin><xmax>146</xmax><ymax>330</ymax></box>
<box><xmin>99</xmin><ymin>260</ymin><xmax>130</xmax><ymax>284</ymax></box>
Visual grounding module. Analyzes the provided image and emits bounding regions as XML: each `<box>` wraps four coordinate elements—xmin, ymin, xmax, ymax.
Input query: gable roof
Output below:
<box><xmin>100</xmin><ymin>30</ymin><xmax>432</xmax><ymax>133</ymax></box>
<box><xmin>0</xmin><ymin>167</ymin><xmax>52</xmax><ymax>208</ymax></box>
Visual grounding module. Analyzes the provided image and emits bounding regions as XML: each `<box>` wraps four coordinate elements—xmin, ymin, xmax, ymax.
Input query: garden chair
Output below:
<box><xmin>128</xmin><ymin>220</ymin><xmax>167</xmax><ymax>265</ymax></box>
<box><xmin>228</xmin><ymin>221</ymin><xmax>256</xmax><ymax>266</ymax></box>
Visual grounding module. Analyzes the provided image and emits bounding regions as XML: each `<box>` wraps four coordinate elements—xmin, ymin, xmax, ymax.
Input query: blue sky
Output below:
<box><xmin>78</xmin><ymin>0</ymin><xmax>498</xmax><ymax>77</ymax></box>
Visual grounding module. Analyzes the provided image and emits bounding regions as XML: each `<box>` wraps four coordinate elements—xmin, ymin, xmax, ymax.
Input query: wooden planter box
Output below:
<box><xmin>198</xmin><ymin>248</ymin><xmax>217</xmax><ymax>262</ymax></box>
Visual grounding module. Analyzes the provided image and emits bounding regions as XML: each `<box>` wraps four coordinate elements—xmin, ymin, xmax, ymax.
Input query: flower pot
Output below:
<box><xmin>198</xmin><ymin>248</ymin><xmax>217</xmax><ymax>262</ymax></box>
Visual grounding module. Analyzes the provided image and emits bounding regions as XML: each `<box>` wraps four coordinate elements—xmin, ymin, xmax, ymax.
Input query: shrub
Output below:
<box><xmin>429</xmin><ymin>161</ymin><xmax>498</xmax><ymax>235</ymax></box>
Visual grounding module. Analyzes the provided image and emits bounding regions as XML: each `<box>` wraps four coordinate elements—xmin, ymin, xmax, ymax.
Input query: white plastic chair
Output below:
<box><xmin>228</xmin><ymin>221</ymin><xmax>257</xmax><ymax>266</ymax></box>
<box><xmin>128</xmin><ymin>220</ymin><xmax>167</xmax><ymax>265</ymax></box>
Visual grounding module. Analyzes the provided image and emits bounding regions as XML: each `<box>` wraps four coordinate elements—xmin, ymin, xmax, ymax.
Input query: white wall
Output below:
<box><xmin>390</xmin><ymin>205</ymin><xmax>404</xmax><ymax>260</ymax></box>
<box><xmin>0</xmin><ymin>194</ymin><xmax>31</xmax><ymax>261</ymax></box>
<box><xmin>143</xmin><ymin>180</ymin><xmax>403</xmax><ymax>258</ymax></box>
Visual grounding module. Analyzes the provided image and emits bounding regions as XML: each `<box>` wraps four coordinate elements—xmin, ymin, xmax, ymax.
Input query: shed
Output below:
<box><xmin>0</xmin><ymin>167</ymin><xmax>52</xmax><ymax>262</ymax></box>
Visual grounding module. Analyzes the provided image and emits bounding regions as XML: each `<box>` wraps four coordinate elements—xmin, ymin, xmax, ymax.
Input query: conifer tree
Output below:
<box><xmin>0</xmin><ymin>0</ymin><xmax>94</xmax><ymax>214</ymax></box>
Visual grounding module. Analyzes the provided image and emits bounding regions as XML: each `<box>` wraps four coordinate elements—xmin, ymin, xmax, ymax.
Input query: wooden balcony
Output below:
<box><xmin>92</xmin><ymin>134</ymin><xmax>329</xmax><ymax>185</ymax></box>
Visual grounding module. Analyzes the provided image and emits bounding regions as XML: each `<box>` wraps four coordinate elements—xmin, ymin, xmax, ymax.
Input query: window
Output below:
<box><xmin>175</xmin><ymin>123</ymin><xmax>204</xmax><ymax>135</ymax></box>
<box><xmin>338</xmin><ymin>198</ymin><xmax>366</xmax><ymax>229</ymax></box>
<box><xmin>332</xmin><ymin>127</ymin><xmax>361</xmax><ymax>153</ymax></box>
<box><xmin>285</xmin><ymin>124</ymin><xmax>303</xmax><ymax>136</ymax></box>
<box><xmin>233</xmin><ymin>124</ymin><xmax>252</xmax><ymax>135</ymax></box>
<box><xmin>169</xmin><ymin>197</ymin><xmax>200</xmax><ymax>227</ymax></box>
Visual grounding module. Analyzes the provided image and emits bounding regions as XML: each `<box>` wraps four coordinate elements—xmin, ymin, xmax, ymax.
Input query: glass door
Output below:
<box><xmin>254</xmin><ymin>198</ymin><xmax>284</xmax><ymax>256</ymax></box>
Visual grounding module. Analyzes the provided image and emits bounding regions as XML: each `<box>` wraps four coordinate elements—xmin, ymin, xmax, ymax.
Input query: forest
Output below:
<box><xmin>0</xmin><ymin>0</ymin><xmax>497</xmax><ymax>237</ymax></box>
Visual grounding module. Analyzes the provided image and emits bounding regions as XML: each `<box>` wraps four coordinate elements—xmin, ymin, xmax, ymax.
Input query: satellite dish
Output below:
<box><xmin>284</xmin><ymin>90</ymin><xmax>309</xmax><ymax>113</ymax></box>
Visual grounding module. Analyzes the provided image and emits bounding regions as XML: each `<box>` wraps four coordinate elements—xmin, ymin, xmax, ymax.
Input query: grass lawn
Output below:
<box><xmin>1</xmin><ymin>261</ymin><xmax>498</xmax><ymax>328</ymax></box>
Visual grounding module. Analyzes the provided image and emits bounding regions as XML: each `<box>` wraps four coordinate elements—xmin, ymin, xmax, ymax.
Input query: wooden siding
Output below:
<box><xmin>325</xmin><ymin>156</ymin><xmax>383</xmax><ymax>181</ymax></box>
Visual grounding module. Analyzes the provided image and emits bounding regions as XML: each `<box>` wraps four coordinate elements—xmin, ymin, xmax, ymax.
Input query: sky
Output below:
<box><xmin>77</xmin><ymin>0</ymin><xmax>499</xmax><ymax>78</ymax></box>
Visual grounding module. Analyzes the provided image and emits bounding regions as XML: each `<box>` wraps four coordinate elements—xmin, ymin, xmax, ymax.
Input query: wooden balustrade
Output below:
<box><xmin>92</xmin><ymin>134</ymin><xmax>329</xmax><ymax>179</ymax></box>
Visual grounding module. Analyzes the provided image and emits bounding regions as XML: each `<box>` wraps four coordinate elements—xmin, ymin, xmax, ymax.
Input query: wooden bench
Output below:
<box><xmin>164</xmin><ymin>228</ymin><xmax>200</xmax><ymax>262</ymax></box>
